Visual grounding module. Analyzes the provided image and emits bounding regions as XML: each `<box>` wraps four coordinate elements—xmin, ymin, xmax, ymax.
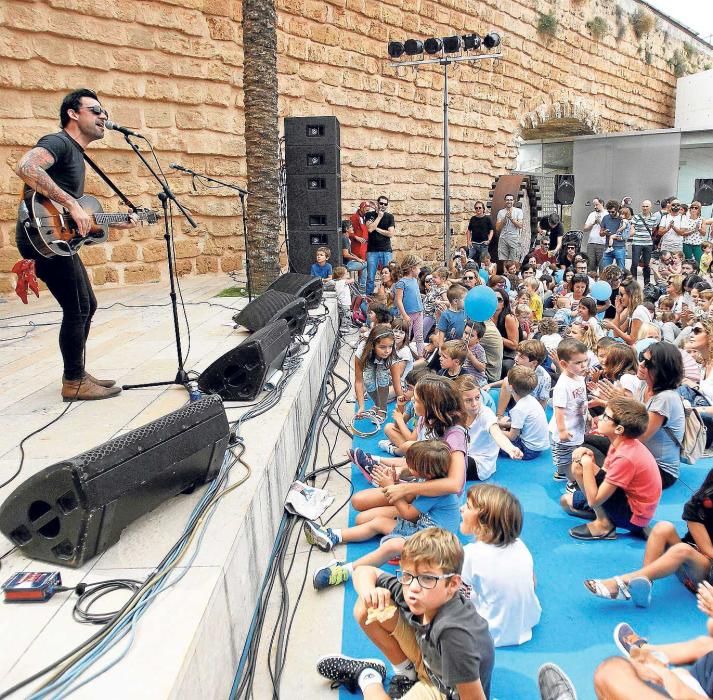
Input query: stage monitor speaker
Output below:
<box><xmin>0</xmin><ymin>395</ymin><xmax>230</xmax><ymax>568</ymax></box>
<box><xmin>232</xmin><ymin>289</ymin><xmax>308</xmax><ymax>336</ymax></box>
<box><xmin>284</xmin><ymin>116</ymin><xmax>340</xmax><ymax>147</ymax></box>
<box><xmin>267</xmin><ymin>273</ymin><xmax>323</xmax><ymax>310</ymax></box>
<box><xmin>554</xmin><ymin>175</ymin><xmax>575</xmax><ymax>205</ymax></box>
<box><xmin>198</xmin><ymin>320</ymin><xmax>291</xmax><ymax>401</ymax></box>
<box><xmin>694</xmin><ymin>179</ymin><xmax>713</xmax><ymax>206</ymax></box>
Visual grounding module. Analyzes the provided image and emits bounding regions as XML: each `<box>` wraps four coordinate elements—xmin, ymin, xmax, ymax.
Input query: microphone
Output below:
<box><xmin>104</xmin><ymin>120</ymin><xmax>141</xmax><ymax>137</ymax></box>
<box><xmin>169</xmin><ymin>163</ymin><xmax>193</xmax><ymax>173</ymax></box>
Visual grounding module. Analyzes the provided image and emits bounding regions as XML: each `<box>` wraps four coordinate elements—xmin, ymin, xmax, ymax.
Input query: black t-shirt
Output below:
<box><xmin>539</xmin><ymin>216</ymin><xmax>564</xmax><ymax>250</ymax></box>
<box><xmin>366</xmin><ymin>211</ymin><xmax>394</xmax><ymax>252</ymax></box>
<box><xmin>682</xmin><ymin>486</ymin><xmax>713</xmax><ymax>546</ymax></box>
<box><xmin>23</xmin><ymin>131</ymin><xmax>86</xmax><ymax>204</ymax></box>
<box><xmin>468</xmin><ymin>215</ymin><xmax>492</xmax><ymax>243</ymax></box>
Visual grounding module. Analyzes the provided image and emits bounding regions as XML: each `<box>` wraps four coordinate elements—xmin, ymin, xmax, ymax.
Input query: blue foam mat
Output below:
<box><xmin>337</xmin><ymin>405</ymin><xmax>713</xmax><ymax>700</ymax></box>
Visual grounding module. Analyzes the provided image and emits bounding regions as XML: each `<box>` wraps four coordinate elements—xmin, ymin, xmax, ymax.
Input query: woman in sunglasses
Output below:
<box><xmin>683</xmin><ymin>318</ymin><xmax>713</xmax><ymax>450</ymax></box>
<box><xmin>601</xmin><ymin>279</ymin><xmax>651</xmax><ymax>346</ymax></box>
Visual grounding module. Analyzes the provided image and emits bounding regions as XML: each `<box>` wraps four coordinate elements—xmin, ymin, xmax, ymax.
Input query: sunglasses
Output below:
<box><xmin>692</xmin><ymin>326</ymin><xmax>706</xmax><ymax>335</ymax></box>
<box><xmin>425</xmin><ymin>276</ymin><xmax>433</xmax><ymax>282</ymax></box>
<box><xmin>638</xmin><ymin>351</ymin><xmax>653</xmax><ymax>368</ymax></box>
<box><xmin>691</xmin><ymin>205</ymin><xmax>701</xmax><ymax>210</ymax></box>
<box><xmin>83</xmin><ymin>104</ymin><xmax>108</xmax><ymax>117</ymax></box>
<box><xmin>495</xmin><ymin>297</ymin><xmax>504</xmax><ymax>303</ymax></box>
<box><xmin>464</xmin><ymin>275</ymin><xmax>475</xmax><ymax>280</ymax></box>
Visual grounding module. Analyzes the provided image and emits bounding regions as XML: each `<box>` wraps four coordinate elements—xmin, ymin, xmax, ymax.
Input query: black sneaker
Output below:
<box><xmin>316</xmin><ymin>654</ymin><xmax>387</xmax><ymax>693</ymax></box>
<box><xmin>565</xmin><ymin>480</ymin><xmax>579</xmax><ymax>494</ymax></box>
<box><xmin>552</xmin><ymin>470</ymin><xmax>568</xmax><ymax>482</ymax></box>
<box><xmin>388</xmin><ymin>674</ymin><xmax>417</xmax><ymax>698</ymax></box>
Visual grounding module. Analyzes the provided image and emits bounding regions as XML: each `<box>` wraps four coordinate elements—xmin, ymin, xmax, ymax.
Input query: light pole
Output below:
<box><xmin>389</xmin><ymin>41</ymin><xmax>502</xmax><ymax>261</ymax></box>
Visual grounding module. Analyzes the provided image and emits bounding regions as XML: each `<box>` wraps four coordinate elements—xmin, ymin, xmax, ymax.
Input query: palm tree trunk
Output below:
<box><xmin>243</xmin><ymin>0</ymin><xmax>281</xmax><ymax>293</ymax></box>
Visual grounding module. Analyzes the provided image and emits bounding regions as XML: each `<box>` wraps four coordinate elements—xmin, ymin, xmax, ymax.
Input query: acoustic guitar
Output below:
<box><xmin>20</xmin><ymin>191</ymin><xmax>160</xmax><ymax>258</ymax></box>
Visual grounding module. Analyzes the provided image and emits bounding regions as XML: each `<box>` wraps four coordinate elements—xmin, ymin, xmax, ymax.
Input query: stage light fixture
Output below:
<box><xmin>424</xmin><ymin>37</ymin><xmax>443</xmax><ymax>54</ymax></box>
<box><xmin>404</xmin><ymin>39</ymin><xmax>424</xmax><ymax>55</ymax></box>
<box><xmin>388</xmin><ymin>41</ymin><xmax>405</xmax><ymax>58</ymax></box>
<box><xmin>483</xmin><ymin>32</ymin><xmax>501</xmax><ymax>49</ymax></box>
<box><xmin>462</xmin><ymin>33</ymin><xmax>482</xmax><ymax>50</ymax></box>
<box><xmin>442</xmin><ymin>35</ymin><xmax>463</xmax><ymax>53</ymax></box>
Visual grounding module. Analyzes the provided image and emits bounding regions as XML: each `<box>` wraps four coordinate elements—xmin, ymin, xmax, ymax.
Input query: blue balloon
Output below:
<box><xmin>591</xmin><ymin>280</ymin><xmax>612</xmax><ymax>302</ymax></box>
<box><xmin>464</xmin><ymin>286</ymin><xmax>498</xmax><ymax>322</ymax></box>
<box><xmin>478</xmin><ymin>268</ymin><xmax>489</xmax><ymax>283</ymax></box>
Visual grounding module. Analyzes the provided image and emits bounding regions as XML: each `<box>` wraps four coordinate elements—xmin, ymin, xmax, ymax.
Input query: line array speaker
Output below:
<box><xmin>554</xmin><ymin>174</ymin><xmax>575</xmax><ymax>206</ymax></box>
<box><xmin>0</xmin><ymin>395</ymin><xmax>230</xmax><ymax>568</ymax></box>
<box><xmin>232</xmin><ymin>289</ymin><xmax>307</xmax><ymax>336</ymax></box>
<box><xmin>198</xmin><ymin>320</ymin><xmax>291</xmax><ymax>401</ymax></box>
<box><xmin>284</xmin><ymin>116</ymin><xmax>342</xmax><ymax>274</ymax></box>
<box><xmin>267</xmin><ymin>272</ymin><xmax>323</xmax><ymax>310</ymax></box>
<box><xmin>694</xmin><ymin>179</ymin><xmax>713</xmax><ymax>206</ymax></box>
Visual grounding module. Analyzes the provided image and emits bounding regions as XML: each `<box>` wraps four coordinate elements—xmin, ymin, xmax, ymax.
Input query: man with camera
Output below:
<box><xmin>583</xmin><ymin>197</ymin><xmax>607</xmax><ymax>272</ymax></box>
<box><xmin>495</xmin><ymin>193</ymin><xmax>524</xmax><ymax>263</ymax></box>
<box><xmin>364</xmin><ymin>195</ymin><xmax>396</xmax><ymax>295</ymax></box>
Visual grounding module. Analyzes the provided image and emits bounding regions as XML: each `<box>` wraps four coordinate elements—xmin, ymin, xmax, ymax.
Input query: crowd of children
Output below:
<box><xmin>305</xmin><ymin>208</ymin><xmax>713</xmax><ymax>699</ymax></box>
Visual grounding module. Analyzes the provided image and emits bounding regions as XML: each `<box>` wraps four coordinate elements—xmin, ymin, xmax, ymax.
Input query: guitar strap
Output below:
<box><xmin>60</xmin><ymin>131</ymin><xmax>139</xmax><ymax>212</ymax></box>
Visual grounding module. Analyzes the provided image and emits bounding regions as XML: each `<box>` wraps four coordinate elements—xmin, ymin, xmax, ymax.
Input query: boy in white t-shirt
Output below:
<box><xmin>549</xmin><ymin>338</ymin><xmax>589</xmax><ymax>484</ymax></box>
<box><xmin>460</xmin><ymin>483</ymin><xmax>541</xmax><ymax>647</ymax></box>
<box><xmin>498</xmin><ymin>366</ymin><xmax>550</xmax><ymax>460</ymax></box>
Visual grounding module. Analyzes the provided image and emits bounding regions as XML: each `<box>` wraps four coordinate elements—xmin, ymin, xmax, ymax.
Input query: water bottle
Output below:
<box><xmin>188</xmin><ymin>381</ymin><xmax>202</xmax><ymax>402</ymax></box>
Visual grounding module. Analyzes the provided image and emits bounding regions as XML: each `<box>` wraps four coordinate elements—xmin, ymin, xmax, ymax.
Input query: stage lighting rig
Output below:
<box><xmin>385</xmin><ymin>30</ymin><xmax>503</xmax><ymax>260</ymax></box>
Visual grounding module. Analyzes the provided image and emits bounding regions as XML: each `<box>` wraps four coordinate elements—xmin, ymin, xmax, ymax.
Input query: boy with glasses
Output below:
<box><xmin>561</xmin><ymin>396</ymin><xmax>662</xmax><ymax>542</ymax></box>
<box><xmin>316</xmin><ymin>528</ymin><xmax>494</xmax><ymax>699</ymax></box>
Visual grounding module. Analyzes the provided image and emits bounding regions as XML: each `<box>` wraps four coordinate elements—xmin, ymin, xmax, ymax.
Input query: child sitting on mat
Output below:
<box><xmin>354</xmin><ymin>324</ymin><xmax>405</xmax><ymax>422</ymax></box>
<box><xmin>305</xmin><ymin>441</ymin><xmax>460</xmax><ymax>590</ymax></box>
<box><xmin>496</xmin><ymin>366</ymin><xmax>549</xmax><ymax>461</ymax></box>
<box><xmin>460</xmin><ymin>483</ymin><xmax>541</xmax><ymax>647</ymax></box>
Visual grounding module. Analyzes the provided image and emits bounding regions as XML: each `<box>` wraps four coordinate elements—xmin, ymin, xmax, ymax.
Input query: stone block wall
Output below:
<box><xmin>0</xmin><ymin>0</ymin><xmax>711</xmax><ymax>293</ymax></box>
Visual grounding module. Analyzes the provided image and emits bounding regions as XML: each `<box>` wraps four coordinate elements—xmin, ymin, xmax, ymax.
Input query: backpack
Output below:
<box><xmin>666</xmin><ymin>397</ymin><xmax>708</xmax><ymax>465</ymax></box>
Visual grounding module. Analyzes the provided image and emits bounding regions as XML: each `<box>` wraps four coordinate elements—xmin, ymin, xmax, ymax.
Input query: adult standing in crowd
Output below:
<box><xmin>350</xmin><ymin>200</ymin><xmax>371</xmax><ymax>289</ymax></box>
<box><xmin>496</xmin><ymin>193</ymin><xmax>524</xmax><ymax>264</ymax></box>
<box><xmin>466</xmin><ymin>200</ymin><xmax>493</xmax><ymax>264</ymax></box>
<box><xmin>630</xmin><ymin>199</ymin><xmax>659</xmax><ymax>285</ymax></box>
<box><xmin>583</xmin><ymin>197</ymin><xmax>606</xmax><ymax>272</ymax></box>
<box><xmin>658</xmin><ymin>198</ymin><xmax>684</xmax><ymax>255</ymax></box>
<box><xmin>538</xmin><ymin>212</ymin><xmax>564</xmax><ymax>259</ymax></box>
<box><xmin>364</xmin><ymin>195</ymin><xmax>395</xmax><ymax>295</ymax></box>
<box><xmin>684</xmin><ymin>200</ymin><xmax>704</xmax><ymax>265</ymax></box>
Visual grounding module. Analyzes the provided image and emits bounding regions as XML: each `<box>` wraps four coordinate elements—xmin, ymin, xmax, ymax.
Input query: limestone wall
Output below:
<box><xmin>1</xmin><ymin>0</ymin><xmax>711</xmax><ymax>293</ymax></box>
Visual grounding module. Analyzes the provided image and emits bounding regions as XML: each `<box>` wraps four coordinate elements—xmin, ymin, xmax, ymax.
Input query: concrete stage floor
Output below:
<box><xmin>0</xmin><ymin>274</ymin><xmax>344</xmax><ymax>698</ymax></box>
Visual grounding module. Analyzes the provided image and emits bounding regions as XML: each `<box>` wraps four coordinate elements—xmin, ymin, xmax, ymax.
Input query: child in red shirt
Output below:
<box><xmin>561</xmin><ymin>396</ymin><xmax>662</xmax><ymax>541</ymax></box>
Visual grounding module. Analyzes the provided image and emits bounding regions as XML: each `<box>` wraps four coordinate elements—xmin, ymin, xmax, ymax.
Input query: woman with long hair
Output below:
<box><xmin>602</xmin><ymin>279</ymin><xmax>651</xmax><ymax>346</ymax></box>
<box><xmin>491</xmin><ymin>286</ymin><xmax>522</xmax><ymax>378</ymax></box>
<box><xmin>682</xmin><ymin>317</ymin><xmax>713</xmax><ymax>449</ymax></box>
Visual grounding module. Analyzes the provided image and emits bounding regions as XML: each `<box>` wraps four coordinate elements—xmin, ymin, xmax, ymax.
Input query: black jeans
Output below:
<box><xmin>17</xmin><ymin>223</ymin><xmax>96</xmax><ymax>380</ymax></box>
<box><xmin>630</xmin><ymin>245</ymin><xmax>653</xmax><ymax>285</ymax></box>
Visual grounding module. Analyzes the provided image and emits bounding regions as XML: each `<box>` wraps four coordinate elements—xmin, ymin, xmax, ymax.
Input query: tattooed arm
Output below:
<box><xmin>16</xmin><ymin>147</ymin><xmax>92</xmax><ymax>235</ymax></box>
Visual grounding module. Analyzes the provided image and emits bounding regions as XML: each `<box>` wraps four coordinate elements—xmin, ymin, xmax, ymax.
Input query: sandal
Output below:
<box><xmin>570</xmin><ymin>524</ymin><xmax>617</xmax><ymax>540</ymax></box>
<box><xmin>584</xmin><ymin>576</ymin><xmax>631</xmax><ymax>601</ymax></box>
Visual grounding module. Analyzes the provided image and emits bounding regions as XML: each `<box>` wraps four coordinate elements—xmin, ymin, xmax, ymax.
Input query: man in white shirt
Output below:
<box><xmin>496</xmin><ymin>193</ymin><xmax>524</xmax><ymax>264</ymax></box>
<box><xmin>583</xmin><ymin>198</ymin><xmax>607</xmax><ymax>273</ymax></box>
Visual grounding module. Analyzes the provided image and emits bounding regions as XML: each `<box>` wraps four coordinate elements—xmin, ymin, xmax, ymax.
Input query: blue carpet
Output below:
<box><xmin>338</xmin><ymin>403</ymin><xmax>713</xmax><ymax>699</ymax></box>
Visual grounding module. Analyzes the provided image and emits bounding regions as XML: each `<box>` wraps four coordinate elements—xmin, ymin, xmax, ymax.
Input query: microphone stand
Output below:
<box><xmin>172</xmin><ymin>166</ymin><xmax>252</xmax><ymax>301</ymax></box>
<box><xmin>121</xmin><ymin>135</ymin><xmax>198</xmax><ymax>393</ymax></box>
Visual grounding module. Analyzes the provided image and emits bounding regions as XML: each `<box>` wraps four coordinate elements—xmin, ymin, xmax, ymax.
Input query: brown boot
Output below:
<box><xmin>61</xmin><ymin>377</ymin><xmax>122</xmax><ymax>402</ymax></box>
<box><xmin>63</xmin><ymin>372</ymin><xmax>117</xmax><ymax>388</ymax></box>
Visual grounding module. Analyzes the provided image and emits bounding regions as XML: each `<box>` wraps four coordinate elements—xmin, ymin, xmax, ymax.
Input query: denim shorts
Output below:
<box><xmin>572</xmin><ymin>470</ymin><xmax>644</xmax><ymax>533</ymax></box>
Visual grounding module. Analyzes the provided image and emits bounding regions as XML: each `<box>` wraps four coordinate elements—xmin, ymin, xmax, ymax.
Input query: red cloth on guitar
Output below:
<box><xmin>12</xmin><ymin>259</ymin><xmax>40</xmax><ymax>304</ymax></box>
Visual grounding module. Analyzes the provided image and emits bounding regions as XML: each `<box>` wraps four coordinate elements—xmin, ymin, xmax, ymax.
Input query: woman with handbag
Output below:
<box><xmin>683</xmin><ymin>318</ymin><xmax>713</xmax><ymax>451</ymax></box>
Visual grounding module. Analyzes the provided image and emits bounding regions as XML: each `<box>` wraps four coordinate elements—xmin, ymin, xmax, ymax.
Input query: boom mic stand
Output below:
<box><xmin>121</xmin><ymin>135</ymin><xmax>198</xmax><ymax>393</ymax></box>
<box><xmin>169</xmin><ymin>165</ymin><xmax>252</xmax><ymax>301</ymax></box>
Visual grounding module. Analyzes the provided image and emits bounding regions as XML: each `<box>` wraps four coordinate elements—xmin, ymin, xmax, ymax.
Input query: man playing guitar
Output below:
<box><xmin>15</xmin><ymin>89</ymin><xmax>138</xmax><ymax>402</ymax></box>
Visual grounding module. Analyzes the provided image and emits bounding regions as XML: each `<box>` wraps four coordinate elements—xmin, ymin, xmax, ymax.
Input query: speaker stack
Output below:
<box><xmin>0</xmin><ymin>395</ymin><xmax>230</xmax><ymax>568</ymax></box>
<box><xmin>554</xmin><ymin>174</ymin><xmax>575</xmax><ymax>206</ymax></box>
<box><xmin>284</xmin><ymin>116</ymin><xmax>342</xmax><ymax>274</ymax></box>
